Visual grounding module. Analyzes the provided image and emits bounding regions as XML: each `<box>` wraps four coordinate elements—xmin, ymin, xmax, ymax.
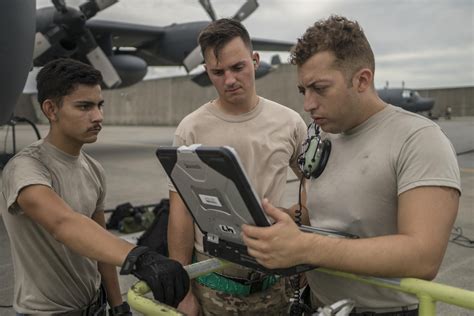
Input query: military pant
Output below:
<box><xmin>193</xmin><ymin>278</ymin><xmax>293</xmax><ymax>316</ymax></box>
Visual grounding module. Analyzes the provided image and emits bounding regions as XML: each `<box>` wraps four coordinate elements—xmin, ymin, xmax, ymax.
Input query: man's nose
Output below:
<box><xmin>303</xmin><ymin>92</ymin><xmax>318</xmax><ymax>113</ymax></box>
<box><xmin>224</xmin><ymin>70</ymin><xmax>237</xmax><ymax>86</ymax></box>
<box><xmin>91</xmin><ymin>106</ymin><xmax>103</xmax><ymax>122</ymax></box>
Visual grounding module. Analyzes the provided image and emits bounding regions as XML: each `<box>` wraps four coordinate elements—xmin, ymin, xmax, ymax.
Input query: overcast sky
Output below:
<box><xmin>37</xmin><ymin>0</ymin><xmax>474</xmax><ymax>89</ymax></box>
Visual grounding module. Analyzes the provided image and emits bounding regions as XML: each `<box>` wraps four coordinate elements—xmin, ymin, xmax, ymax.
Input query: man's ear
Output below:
<box><xmin>42</xmin><ymin>100</ymin><xmax>58</xmax><ymax>122</ymax></box>
<box><xmin>252</xmin><ymin>52</ymin><xmax>260</xmax><ymax>69</ymax></box>
<box><xmin>353</xmin><ymin>68</ymin><xmax>373</xmax><ymax>92</ymax></box>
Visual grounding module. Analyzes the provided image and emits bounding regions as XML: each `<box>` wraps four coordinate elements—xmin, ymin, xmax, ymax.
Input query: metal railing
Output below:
<box><xmin>127</xmin><ymin>258</ymin><xmax>474</xmax><ymax>316</ymax></box>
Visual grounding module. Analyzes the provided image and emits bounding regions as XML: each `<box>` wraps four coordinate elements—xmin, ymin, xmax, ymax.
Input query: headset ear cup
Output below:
<box><xmin>311</xmin><ymin>139</ymin><xmax>331</xmax><ymax>179</ymax></box>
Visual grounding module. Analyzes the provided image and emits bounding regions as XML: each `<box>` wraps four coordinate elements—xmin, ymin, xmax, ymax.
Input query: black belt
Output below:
<box><xmin>81</xmin><ymin>284</ymin><xmax>107</xmax><ymax>316</ymax></box>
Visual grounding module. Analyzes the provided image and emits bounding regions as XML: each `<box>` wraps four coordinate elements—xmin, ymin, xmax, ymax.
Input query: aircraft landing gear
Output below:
<box><xmin>0</xmin><ymin>115</ymin><xmax>41</xmax><ymax>169</ymax></box>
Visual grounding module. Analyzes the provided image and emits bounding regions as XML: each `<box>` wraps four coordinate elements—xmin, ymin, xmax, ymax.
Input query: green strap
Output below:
<box><xmin>196</xmin><ymin>272</ymin><xmax>279</xmax><ymax>296</ymax></box>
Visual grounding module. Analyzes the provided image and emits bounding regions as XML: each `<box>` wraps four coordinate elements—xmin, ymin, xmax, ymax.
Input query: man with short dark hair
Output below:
<box><xmin>167</xmin><ymin>19</ymin><xmax>307</xmax><ymax>315</ymax></box>
<box><xmin>2</xmin><ymin>58</ymin><xmax>189</xmax><ymax>315</ymax></box>
<box><xmin>242</xmin><ymin>15</ymin><xmax>461</xmax><ymax>315</ymax></box>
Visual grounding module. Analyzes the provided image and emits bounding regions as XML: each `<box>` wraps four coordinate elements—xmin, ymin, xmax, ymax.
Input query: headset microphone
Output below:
<box><xmin>298</xmin><ymin>122</ymin><xmax>331</xmax><ymax>179</ymax></box>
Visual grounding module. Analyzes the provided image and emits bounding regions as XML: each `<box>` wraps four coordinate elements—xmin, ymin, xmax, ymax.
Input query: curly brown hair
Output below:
<box><xmin>290</xmin><ymin>15</ymin><xmax>374</xmax><ymax>81</ymax></box>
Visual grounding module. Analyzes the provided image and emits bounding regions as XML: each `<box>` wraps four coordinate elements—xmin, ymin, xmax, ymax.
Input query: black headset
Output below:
<box><xmin>298</xmin><ymin>122</ymin><xmax>331</xmax><ymax>179</ymax></box>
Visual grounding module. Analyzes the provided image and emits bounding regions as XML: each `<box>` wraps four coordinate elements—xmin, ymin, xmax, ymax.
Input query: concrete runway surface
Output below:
<box><xmin>0</xmin><ymin>117</ymin><xmax>473</xmax><ymax>315</ymax></box>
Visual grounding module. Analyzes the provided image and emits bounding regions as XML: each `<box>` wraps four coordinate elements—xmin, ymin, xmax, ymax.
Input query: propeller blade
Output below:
<box><xmin>183</xmin><ymin>45</ymin><xmax>204</xmax><ymax>73</ymax></box>
<box><xmin>86</xmin><ymin>46</ymin><xmax>122</xmax><ymax>88</ymax></box>
<box><xmin>80</xmin><ymin>29</ymin><xmax>121</xmax><ymax>88</ymax></box>
<box><xmin>199</xmin><ymin>0</ymin><xmax>217</xmax><ymax>21</ymax></box>
<box><xmin>32</xmin><ymin>32</ymin><xmax>52</xmax><ymax>60</ymax></box>
<box><xmin>80</xmin><ymin>0</ymin><xmax>119</xmax><ymax>19</ymax></box>
<box><xmin>52</xmin><ymin>0</ymin><xmax>67</xmax><ymax>13</ymax></box>
<box><xmin>232</xmin><ymin>0</ymin><xmax>259</xmax><ymax>21</ymax></box>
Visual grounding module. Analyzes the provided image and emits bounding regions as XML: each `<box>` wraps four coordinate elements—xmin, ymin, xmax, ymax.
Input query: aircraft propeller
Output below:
<box><xmin>34</xmin><ymin>0</ymin><xmax>122</xmax><ymax>88</ymax></box>
<box><xmin>183</xmin><ymin>0</ymin><xmax>259</xmax><ymax>72</ymax></box>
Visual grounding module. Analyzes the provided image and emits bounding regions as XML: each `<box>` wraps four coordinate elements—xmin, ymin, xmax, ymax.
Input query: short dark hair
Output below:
<box><xmin>198</xmin><ymin>18</ymin><xmax>253</xmax><ymax>61</ymax></box>
<box><xmin>290</xmin><ymin>15</ymin><xmax>375</xmax><ymax>79</ymax></box>
<box><xmin>36</xmin><ymin>58</ymin><xmax>102</xmax><ymax>106</ymax></box>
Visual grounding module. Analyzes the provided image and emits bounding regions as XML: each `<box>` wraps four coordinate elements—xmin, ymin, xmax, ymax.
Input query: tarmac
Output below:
<box><xmin>0</xmin><ymin>117</ymin><xmax>473</xmax><ymax>316</ymax></box>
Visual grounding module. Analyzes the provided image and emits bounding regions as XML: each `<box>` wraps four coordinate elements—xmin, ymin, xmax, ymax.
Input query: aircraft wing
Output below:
<box><xmin>86</xmin><ymin>20</ymin><xmax>295</xmax><ymax>68</ymax></box>
<box><xmin>87</xmin><ymin>19</ymin><xmax>166</xmax><ymax>49</ymax></box>
<box><xmin>251</xmin><ymin>38</ymin><xmax>294</xmax><ymax>51</ymax></box>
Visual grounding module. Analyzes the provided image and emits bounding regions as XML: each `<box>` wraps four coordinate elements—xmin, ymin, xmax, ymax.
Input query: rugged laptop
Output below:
<box><xmin>156</xmin><ymin>144</ymin><xmax>357</xmax><ymax>276</ymax></box>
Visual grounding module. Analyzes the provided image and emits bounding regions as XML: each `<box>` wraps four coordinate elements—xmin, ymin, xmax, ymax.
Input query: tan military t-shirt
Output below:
<box><xmin>2</xmin><ymin>140</ymin><xmax>105</xmax><ymax>313</ymax></box>
<box><xmin>170</xmin><ymin>97</ymin><xmax>307</xmax><ymax>268</ymax></box>
<box><xmin>306</xmin><ymin>105</ymin><xmax>461</xmax><ymax>309</ymax></box>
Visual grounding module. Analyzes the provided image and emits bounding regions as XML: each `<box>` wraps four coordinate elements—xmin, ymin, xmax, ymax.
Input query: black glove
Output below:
<box><xmin>120</xmin><ymin>246</ymin><xmax>190</xmax><ymax>308</ymax></box>
<box><xmin>109</xmin><ymin>302</ymin><xmax>132</xmax><ymax>316</ymax></box>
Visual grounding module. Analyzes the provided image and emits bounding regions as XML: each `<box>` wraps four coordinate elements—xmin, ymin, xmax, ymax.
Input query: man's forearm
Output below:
<box><xmin>19</xmin><ymin>186</ymin><xmax>135</xmax><ymax>267</ymax></box>
<box><xmin>47</xmin><ymin>211</ymin><xmax>135</xmax><ymax>266</ymax></box>
<box><xmin>168</xmin><ymin>192</ymin><xmax>195</xmax><ymax>265</ymax></box>
<box><xmin>298</xmin><ymin>187</ymin><xmax>457</xmax><ymax>279</ymax></box>
<box><xmin>301</xmin><ymin>233</ymin><xmax>443</xmax><ymax>279</ymax></box>
<box><xmin>168</xmin><ymin>224</ymin><xmax>195</xmax><ymax>264</ymax></box>
<box><xmin>99</xmin><ymin>262</ymin><xmax>123</xmax><ymax>307</ymax></box>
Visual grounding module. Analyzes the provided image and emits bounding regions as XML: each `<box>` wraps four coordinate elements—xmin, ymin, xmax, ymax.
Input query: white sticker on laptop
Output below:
<box><xmin>199</xmin><ymin>194</ymin><xmax>222</xmax><ymax>207</ymax></box>
<box><xmin>219</xmin><ymin>225</ymin><xmax>237</xmax><ymax>234</ymax></box>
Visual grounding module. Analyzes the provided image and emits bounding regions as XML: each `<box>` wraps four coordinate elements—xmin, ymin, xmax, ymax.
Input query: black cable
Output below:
<box><xmin>0</xmin><ymin>305</ymin><xmax>13</xmax><ymax>308</ymax></box>
<box><xmin>450</xmin><ymin>226</ymin><xmax>474</xmax><ymax>248</ymax></box>
<box><xmin>289</xmin><ymin>177</ymin><xmax>315</xmax><ymax>316</ymax></box>
<box><xmin>457</xmin><ymin>149</ymin><xmax>474</xmax><ymax>156</ymax></box>
<box><xmin>12</xmin><ymin>116</ymin><xmax>41</xmax><ymax>140</ymax></box>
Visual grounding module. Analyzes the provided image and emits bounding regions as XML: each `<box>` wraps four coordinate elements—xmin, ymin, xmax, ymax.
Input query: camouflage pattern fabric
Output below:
<box><xmin>193</xmin><ymin>278</ymin><xmax>293</xmax><ymax>316</ymax></box>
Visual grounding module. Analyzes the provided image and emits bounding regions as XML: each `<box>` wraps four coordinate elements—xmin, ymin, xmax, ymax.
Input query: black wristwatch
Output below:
<box><xmin>109</xmin><ymin>301</ymin><xmax>131</xmax><ymax>316</ymax></box>
<box><xmin>120</xmin><ymin>246</ymin><xmax>149</xmax><ymax>275</ymax></box>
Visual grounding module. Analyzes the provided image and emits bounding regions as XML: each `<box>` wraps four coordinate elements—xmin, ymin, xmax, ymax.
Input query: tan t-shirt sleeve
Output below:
<box><xmin>2</xmin><ymin>156</ymin><xmax>52</xmax><ymax>215</ymax></box>
<box><xmin>397</xmin><ymin>125</ymin><xmax>461</xmax><ymax>195</ymax></box>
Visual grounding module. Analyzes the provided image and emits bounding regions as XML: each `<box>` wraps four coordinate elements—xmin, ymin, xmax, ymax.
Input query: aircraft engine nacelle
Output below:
<box><xmin>156</xmin><ymin>22</ymin><xmax>209</xmax><ymax>66</ymax></box>
<box><xmin>108</xmin><ymin>55</ymin><xmax>147</xmax><ymax>88</ymax></box>
<box><xmin>0</xmin><ymin>0</ymin><xmax>36</xmax><ymax>125</ymax></box>
<box><xmin>255</xmin><ymin>61</ymin><xmax>273</xmax><ymax>79</ymax></box>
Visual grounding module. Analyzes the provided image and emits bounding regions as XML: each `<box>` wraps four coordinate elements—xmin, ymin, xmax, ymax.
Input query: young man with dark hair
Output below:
<box><xmin>167</xmin><ymin>19</ymin><xmax>307</xmax><ymax>315</ymax></box>
<box><xmin>242</xmin><ymin>15</ymin><xmax>460</xmax><ymax>315</ymax></box>
<box><xmin>2</xmin><ymin>58</ymin><xmax>189</xmax><ymax>315</ymax></box>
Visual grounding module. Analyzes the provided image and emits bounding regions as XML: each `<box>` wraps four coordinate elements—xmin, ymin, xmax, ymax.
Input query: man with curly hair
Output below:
<box><xmin>242</xmin><ymin>15</ymin><xmax>460</xmax><ymax>315</ymax></box>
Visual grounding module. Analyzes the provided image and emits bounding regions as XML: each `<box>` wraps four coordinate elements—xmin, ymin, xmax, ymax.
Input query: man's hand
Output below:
<box><xmin>121</xmin><ymin>246</ymin><xmax>190</xmax><ymax>308</ymax></box>
<box><xmin>177</xmin><ymin>290</ymin><xmax>201</xmax><ymax>316</ymax></box>
<box><xmin>242</xmin><ymin>199</ymin><xmax>308</xmax><ymax>269</ymax></box>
